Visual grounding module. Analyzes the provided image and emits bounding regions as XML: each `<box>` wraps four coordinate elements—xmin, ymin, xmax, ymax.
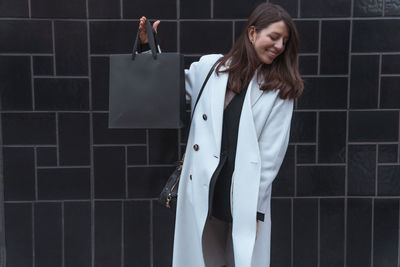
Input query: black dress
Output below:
<box><xmin>208</xmin><ymin>86</ymin><xmax>248</xmax><ymax>222</ymax></box>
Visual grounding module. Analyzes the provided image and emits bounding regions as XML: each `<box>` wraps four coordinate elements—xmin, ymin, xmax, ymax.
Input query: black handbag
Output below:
<box><xmin>158</xmin><ymin>58</ymin><xmax>222</xmax><ymax>209</ymax></box>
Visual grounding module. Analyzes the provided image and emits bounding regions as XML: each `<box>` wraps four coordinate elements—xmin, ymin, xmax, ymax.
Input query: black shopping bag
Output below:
<box><xmin>108</xmin><ymin>20</ymin><xmax>185</xmax><ymax>128</ymax></box>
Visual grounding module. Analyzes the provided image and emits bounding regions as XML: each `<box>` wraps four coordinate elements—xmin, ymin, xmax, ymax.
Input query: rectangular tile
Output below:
<box><xmin>5</xmin><ymin>203</ymin><xmax>33</xmax><ymax>267</ymax></box>
<box><xmin>2</xmin><ymin>113</ymin><xmax>56</xmax><ymax>145</ymax></box>
<box><xmin>54</xmin><ymin>21</ymin><xmax>88</xmax><ymax>75</ymax></box>
<box><xmin>128</xmin><ymin>166</ymin><xmax>174</xmax><ymax>198</ymax></box>
<box><xmin>290</xmin><ymin>111</ymin><xmax>316</xmax><ymax>143</ymax></box>
<box><xmin>64</xmin><ymin>202</ymin><xmax>92</xmax><ymax>267</ymax></box>
<box><xmin>348</xmin><ymin>145</ymin><xmax>376</xmax><ymax>196</ymax></box>
<box><xmin>31</xmin><ymin>0</ymin><xmax>86</xmax><ymax>18</ymax></box>
<box><xmin>318</xmin><ymin>112</ymin><xmax>346</xmax><ymax>163</ymax></box>
<box><xmin>148</xmin><ymin>129</ymin><xmax>179</xmax><ymax>164</ymax></box>
<box><xmin>37</xmin><ymin>168</ymin><xmax>91</xmax><ymax>200</ymax></box>
<box><xmin>3</xmin><ymin>147</ymin><xmax>35</xmax><ymax>201</ymax></box>
<box><xmin>378</xmin><ymin>165</ymin><xmax>400</xmax><ymax>195</ymax></box>
<box><xmin>270</xmin><ymin>0</ymin><xmax>298</xmax><ymax>18</ymax></box>
<box><xmin>272</xmin><ymin>145</ymin><xmax>295</xmax><ymax>196</ymax></box>
<box><xmin>58</xmin><ymin>113</ymin><xmax>90</xmax><ymax>165</ymax></box>
<box><xmin>299</xmin><ymin>55</ymin><xmax>318</xmax><ymax>75</ymax></box>
<box><xmin>300</xmin><ymin>0</ymin><xmax>351</xmax><ymax>17</ymax></box>
<box><xmin>293</xmin><ymin>199</ymin><xmax>318</xmax><ymax>267</ymax></box>
<box><xmin>352</xmin><ymin>20</ymin><xmax>400</xmax><ymax>52</ymax></box>
<box><xmin>385</xmin><ymin>0</ymin><xmax>400</xmax><ymax>15</ymax></box>
<box><xmin>0</xmin><ymin>0</ymin><xmax>29</xmax><ymax>17</ymax></box>
<box><xmin>36</xmin><ymin>147</ymin><xmax>57</xmax><ymax>166</ymax></box>
<box><xmin>346</xmin><ymin>198</ymin><xmax>372</xmax><ymax>267</ymax></box>
<box><xmin>34</xmin><ymin>78</ymin><xmax>89</xmax><ymax>110</ymax></box>
<box><xmin>127</xmin><ymin>146</ymin><xmax>147</xmax><ymax>165</ymax></box>
<box><xmin>124</xmin><ymin>201</ymin><xmax>150</xmax><ymax>267</ymax></box>
<box><xmin>349</xmin><ymin>111</ymin><xmax>399</xmax><ymax>142</ymax></box>
<box><xmin>0</xmin><ymin>20</ymin><xmax>52</xmax><ymax>53</ymax></box>
<box><xmin>95</xmin><ymin>201</ymin><xmax>122</xmax><ymax>267</ymax></box>
<box><xmin>123</xmin><ymin>0</ymin><xmax>176</xmax><ymax>19</ymax></box>
<box><xmin>297</xmin><ymin>166</ymin><xmax>345</xmax><ymax>196</ymax></box>
<box><xmin>153</xmin><ymin>200</ymin><xmax>175</xmax><ymax>267</ymax></box>
<box><xmin>91</xmin><ymin>57</ymin><xmax>109</xmax><ymax>110</ymax></box>
<box><xmin>297</xmin><ymin>145</ymin><xmax>316</xmax><ymax>164</ymax></box>
<box><xmin>378</xmin><ymin>144</ymin><xmax>398</xmax><ymax>163</ymax></box>
<box><xmin>350</xmin><ymin>55</ymin><xmax>380</xmax><ymax>108</ymax></box>
<box><xmin>320</xmin><ymin>199</ymin><xmax>345</xmax><ymax>267</ymax></box>
<box><xmin>295</xmin><ymin>21</ymin><xmax>319</xmax><ymax>53</ymax></box>
<box><xmin>180</xmin><ymin>0</ymin><xmax>210</xmax><ymax>18</ymax></box>
<box><xmin>271</xmin><ymin>199</ymin><xmax>291</xmax><ymax>267</ymax></box>
<box><xmin>33</xmin><ymin>56</ymin><xmax>53</xmax><ymax>76</ymax></box>
<box><xmin>94</xmin><ymin>147</ymin><xmax>125</xmax><ymax>199</ymax></box>
<box><xmin>213</xmin><ymin>0</ymin><xmax>265</xmax><ymax>18</ymax></box>
<box><xmin>88</xmin><ymin>0</ymin><xmax>120</xmax><ymax>18</ymax></box>
<box><xmin>373</xmin><ymin>199</ymin><xmax>399</xmax><ymax>267</ymax></box>
<box><xmin>354</xmin><ymin>0</ymin><xmax>383</xmax><ymax>16</ymax></box>
<box><xmin>382</xmin><ymin>54</ymin><xmax>400</xmax><ymax>74</ymax></box>
<box><xmin>380</xmin><ymin>77</ymin><xmax>400</xmax><ymax>108</ymax></box>
<box><xmin>0</xmin><ymin>56</ymin><xmax>32</xmax><ymax>110</ymax></box>
<box><xmin>34</xmin><ymin>202</ymin><xmax>62</xmax><ymax>267</ymax></box>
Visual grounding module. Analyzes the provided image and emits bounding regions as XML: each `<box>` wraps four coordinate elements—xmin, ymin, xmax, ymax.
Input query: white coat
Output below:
<box><xmin>172</xmin><ymin>54</ymin><xmax>294</xmax><ymax>267</ymax></box>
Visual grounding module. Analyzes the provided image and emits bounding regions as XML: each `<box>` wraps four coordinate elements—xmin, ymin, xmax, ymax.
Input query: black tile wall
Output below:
<box><xmin>2</xmin><ymin>1</ymin><xmax>400</xmax><ymax>266</ymax></box>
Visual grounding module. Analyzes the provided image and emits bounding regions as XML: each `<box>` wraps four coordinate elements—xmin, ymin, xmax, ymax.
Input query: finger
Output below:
<box><xmin>153</xmin><ymin>20</ymin><xmax>160</xmax><ymax>33</ymax></box>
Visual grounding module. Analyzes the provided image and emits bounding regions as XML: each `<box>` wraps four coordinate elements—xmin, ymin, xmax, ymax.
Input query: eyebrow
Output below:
<box><xmin>271</xmin><ymin>32</ymin><xmax>289</xmax><ymax>40</ymax></box>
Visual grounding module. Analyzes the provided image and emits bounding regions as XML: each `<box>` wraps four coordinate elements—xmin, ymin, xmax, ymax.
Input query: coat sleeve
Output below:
<box><xmin>257</xmin><ymin>97</ymin><xmax>294</xmax><ymax>218</ymax></box>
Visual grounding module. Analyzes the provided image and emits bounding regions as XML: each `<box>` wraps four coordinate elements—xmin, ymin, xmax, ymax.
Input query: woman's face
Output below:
<box><xmin>248</xmin><ymin>20</ymin><xmax>289</xmax><ymax>65</ymax></box>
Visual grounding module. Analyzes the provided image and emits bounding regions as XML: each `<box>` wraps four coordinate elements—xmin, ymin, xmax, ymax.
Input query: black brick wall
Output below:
<box><xmin>0</xmin><ymin>0</ymin><xmax>400</xmax><ymax>266</ymax></box>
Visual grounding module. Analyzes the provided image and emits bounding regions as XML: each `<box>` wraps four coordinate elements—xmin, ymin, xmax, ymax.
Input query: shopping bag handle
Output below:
<box><xmin>132</xmin><ymin>20</ymin><xmax>158</xmax><ymax>60</ymax></box>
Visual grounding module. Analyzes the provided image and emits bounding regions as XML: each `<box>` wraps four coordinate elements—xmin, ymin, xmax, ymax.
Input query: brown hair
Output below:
<box><xmin>216</xmin><ymin>3</ymin><xmax>303</xmax><ymax>99</ymax></box>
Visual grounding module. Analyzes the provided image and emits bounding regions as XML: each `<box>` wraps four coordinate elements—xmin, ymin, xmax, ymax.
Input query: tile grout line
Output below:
<box><xmin>121</xmin><ymin>201</ymin><xmax>124</xmax><ymax>267</ymax></box>
<box><xmin>146</xmin><ymin>130</ymin><xmax>149</xmax><ymax>165</ymax></box>
<box><xmin>317</xmin><ymin>19</ymin><xmax>321</xmax><ymax>76</ymax></box>
<box><xmin>125</xmin><ymin>146</ymin><xmax>128</xmax><ymax>198</ymax></box>
<box><xmin>62</xmin><ymin>202</ymin><xmax>65</xmax><ymax>267</ymax></box>
<box><xmin>28</xmin><ymin>0</ymin><xmax>31</xmax><ymax>18</ymax></box>
<box><xmin>318</xmin><ymin>198</ymin><xmax>320</xmax><ymax>267</ymax></box>
<box><xmin>56</xmin><ymin>112</ymin><xmax>60</xmax><ymax>166</ymax></box>
<box><xmin>150</xmin><ymin>200</ymin><xmax>154</xmax><ymax>267</ymax></box>
<box><xmin>177</xmin><ymin>0</ymin><xmax>180</xmax><ymax>53</ymax></box>
<box><xmin>52</xmin><ymin>20</ymin><xmax>56</xmax><ymax>76</ymax></box>
<box><xmin>398</xmin><ymin>199</ymin><xmax>400</xmax><ymax>267</ymax></box>
<box><xmin>371</xmin><ymin>199</ymin><xmax>374</xmax><ymax>267</ymax></box>
<box><xmin>120</xmin><ymin>0</ymin><xmax>123</xmax><ymax>19</ymax></box>
<box><xmin>32</xmin><ymin>203</ymin><xmax>35</xmax><ymax>267</ymax></box>
<box><xmin>398</xmin><ymin>112</ymin><xmax>400</xmax><ymax>164</ymax></box>
<box><xmin>210</xmin><ymin>0</ymin><xmax>213</xmax><ymax>18</ymax></box>
<box><xmin>34</xmin><ymin>147</ymin><xmax>38</xmax><ymax>200</ymax></box>
<box><xmin>298</xmin><ymin>0</ymin><xmax>301</xmax><ymax>18</ymax></box>
<box><xmin>316</xmin><ymin>111</ymin><xmax>319</xmax><ymax>163</ymax></box>
<box><xmin>291</xmin><ymin>198</ymin><xmax>294</xmax><ymax>267</ymax></box>
<box><xmin>30</xmin><ymin>56</ymin><xmax>35</xmax><ymax>110</ymax></box>
<box><xmin>378</xmin><ymin>54</ymin><xmax>382</xmax><ymax>108</ymax></box>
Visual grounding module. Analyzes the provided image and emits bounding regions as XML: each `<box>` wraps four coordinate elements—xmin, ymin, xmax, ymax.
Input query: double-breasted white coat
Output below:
<box><xmin>172</xmin><ymin>54</ymin><xmax>294</xmax><ymax>267</ymax></box>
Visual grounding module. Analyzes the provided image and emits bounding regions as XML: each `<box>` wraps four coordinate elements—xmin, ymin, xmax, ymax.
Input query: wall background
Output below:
<box><xmin>1</xmin><ymin>0</ymin><xmax>400</xmax><ymax>266</ymax></box>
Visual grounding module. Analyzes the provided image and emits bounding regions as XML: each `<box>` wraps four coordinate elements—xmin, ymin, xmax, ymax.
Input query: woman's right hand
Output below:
<box><xmin>139</xmin><ymin>16</ymin><xmax>160</xmax><ymax>44</ymax></box>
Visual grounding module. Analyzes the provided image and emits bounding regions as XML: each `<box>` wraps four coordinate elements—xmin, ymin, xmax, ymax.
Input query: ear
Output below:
<box><xmin>247</xmin><ymin>26</ymin><xmax>256</xmax><ymax>43</ymax></box>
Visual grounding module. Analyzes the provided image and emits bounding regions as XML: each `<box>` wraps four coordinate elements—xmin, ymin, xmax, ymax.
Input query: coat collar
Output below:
<box><xmin>208</xmin><ymin>65</ymin><xmax>264</xmax><ymax>152</ymax></box>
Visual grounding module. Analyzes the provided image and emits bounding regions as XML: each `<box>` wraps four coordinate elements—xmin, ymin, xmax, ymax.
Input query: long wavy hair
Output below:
<box><xmin>216</xmin><ymin>3</ymin><xmax>303</xmax><ymax>99</ymax></box>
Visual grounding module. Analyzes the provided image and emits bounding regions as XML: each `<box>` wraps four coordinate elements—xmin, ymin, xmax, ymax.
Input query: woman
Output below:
<box><xmin>139</xmin><ymin>3</ymin><xmax>303</xmax><ymax>267</ymax></box>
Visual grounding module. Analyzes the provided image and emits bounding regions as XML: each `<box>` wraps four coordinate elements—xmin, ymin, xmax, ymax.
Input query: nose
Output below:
<box><xmin>274</xmin><ymin>38</ymin><xmax>285</xmax><ymax>50</ymax></box>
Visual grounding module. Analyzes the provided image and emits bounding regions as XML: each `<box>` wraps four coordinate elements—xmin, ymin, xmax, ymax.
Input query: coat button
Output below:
<box><xmin>193</xmin><ymin>144</ymin><xmax>199</xmax><ymax>151</ymax></box>
<box><xmin>202</xmin><ymin>114</ymin><xmax>207</xmax><ymax>120</ymax></box>
<box><xmin>190</xmin><ymin>174</ymin><xmax>192</xmax><ymax>180</ymax></box>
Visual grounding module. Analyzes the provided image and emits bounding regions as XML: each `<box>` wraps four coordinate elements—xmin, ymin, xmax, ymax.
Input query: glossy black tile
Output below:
<box><xmin>346</xmin><ymin>198</ymin><xmax>372</xmax><ymax>267</ymax></box>
<box><xmin>94</xmin><ymin>201</ymin><xmax>122</xmax><ymax>267</ymax></box>
<box><xmin>373</xmin><ymin>199</ymin><xmax>399</xmax><ymax>267</ymax></box>
<box><xmin>380</xmin><ymin>77</ymin><xmax>400</xmax><ymax>108</ymax></box>
<box><xmin>271</xmin><ymin>199</ymin><xmax>291</xmax><ymax>267</ymax></box>
<box><xmin>180</xmin><ymin>0</ymin><xmax>210</xmax><ymax>18</ymax></box>
<box><xmin>153</xmin><ymin>21</ymin><xmax>178</xmax><ymax>52</ymax></box>
<box><xmin>297</xmin><ymin>166</ymin><xmax>345</xmax><ymax>196</ymax></box>
<box><xmin>272</xmin><ymin>145</ymin><xmax>295</xmax><ymax>196</ymax></box>
<box><xmin>0</xmin><ymin>20</ymin><xmax>52</xmax><ymax>53</ymax></box>
<box><xmin>290</xmin><ymin>111</ymin><xmax>316</xmax><ymax>143</ymax></box>
<box><xmin>94</xmin><ymin>147</ymin><xmax>125</xmax><ymax>199</ymax></box>
<box><xmin>54</xmin><ymin>21</ymin><xmax>88</xmax><ymax>76</ymax></box>
<box><xmin>354</xmin><ymin>0</ymin><xmax>383</xmax><ymax>16</ymax></box>
<box><xmin>128</xmin><ymin>166</ymin><xmax>175</xmax><ymax>198</ymax></box>
<box><xmin>34</xmin><ymin>78</ymin><xmax>89</xmax><ymax>110</ymax></box>
<box><xmin>318</xmin><ymin>112</ymin><xmax>346</xmax><ymax>163</ymax></box>
<box><xmin>320</xmin><ymin>20</ymin><xmax>350</xmax><ymax>74</ymax></box>
<box><xmin>181</xmin><ymin>21</ymin><xmax>232</xmax><ymax>54</ymax></box>
<box><xmin>64</xmin><ymin>202</ymin><xmax>91</xmax><ymax>267</ymax></box>
<box><xmin>348</xmin><ymin>145</ymin><xmax>376</xmax><ymax>196</ymax></box>
<box><xmin>2</xmin><ymin>113</ymin><xmax>56</xmax><ymax>145</ymax></box>
<box><xmin>270</xmin><ymin>0</ymin><xmax>298</xmax><ymax>18</ymax></box>
<box><xmin>349</xmin><ymin>111</ymin><xmax>399</xmax><ymax>142</ymax></box>
<box><xmin>184</xmin><ymin>55</ymin><xmax>201</xmax><ymax>69</ymax></box>
<box><xmin>58</xmin><ymin>113</ymin><xmax>90</xmax><ymax>165</ymax></box>
<box><xmin>124</xmin><ymin>201</ymin><xmax>151</xmax><ymax>267</ymax></box>
<box><xmin>320</xmin><ymin>199</ymin><xmax>345</xmax><ymax>267</ymax></box>
<box><xmin>299</xmin><ymin>55</ymin><xmax>318</xmax><ymax>75</ymax></box>
<box><xmin>213</xmin><ymin>0</ymin><xmax>264</xmax><ymax>18</ymax></box>
<box><xmin>148</xmin><ymin>129</ymin><xmax>178</xmax><ymax>164</ymax></box>
<box><xmin>350</xmin><ymin>55</ymin><xmax>379</xmax><ymax>108</ymax></box>
<box><xmin>37</xmin><ymin>168</ymin><xmax>90</xmax><ymax>200</ymax></box>
<box><xmin>36</xmin><ymin>147</ymin><xmax>57</xmax><ymax>166</ymax></box>
<box><xmin>293</xmin><ymin>199</ymin><xmax>318</xmax><ymax>267</ymax></box>
<box><xmin>378</xmin><ymin>144</ymin><xmax>398</xmax><ymax>163</ymax></box>
<box><xmin>90</xmin><ymin>21</ymin><xmax>137</xmax><ymax>54</ymax></box>
<box><xmin>3</xmin><ymin>147</ymin><xmax>35</xmax><ymax>201</ymax></box>
<box><xmin>92</xmin><ymin>113</ymin><xmax>146</xmax><ymax>144</ymax></box>
<box><xmin>123</xmin><ymin>0</ymin><xmax>176</xmax><ymax>19</ymax></box>
<box><xmin>91</xmin><ymin>57</ymin><xmax>109</xmax><ymax>111</ymax></box>
<box><xmin>127</xmin><ymin>146</ymin><xmax>147</xmax><ymax>165</ymax></box>
<box><xmin>88</xmin><ymin>0</ymin><xmax>120</xmax><ymax>18</ymax></box>
<box><xmin>385</xmin><ymin>0</ymin><xmax>400</xmax><ymax>15</ymax></box>
<box><xmin>234</xmin><ymin>21</ymin><xmax>246</xmax><ymax>41</ymax></box>
<box><xmin>300</xmin><ymin>0</ymin><xmax>351</xmax><ymax>17</ymax></box>
<box><xmin>382</xmin><ymin>55</ymin><xmax>400</xmax><ymax>74</ymax></box>
<box><xmin>0</xmin><ymin>56</ymin><xmax>32</xmax><ymax>110</ymax></box>
<box><xmin>34</xmin><ymin>202</ymin><xmax>62</xmax><ymax>267</ymax></box>
<box><xmin>0</xmin><ymin>0</ymin><xmax>29</xmax><ymax>17</ymax></box>
<box><xmin>5</xmin><ymin>203</ymin><xmax>33</xmax><ymax>267</ymax></box>
<box><xmin>31</xmin><ymin>0</ymin><xmax>86</xmax><ymax>18</ymax></box>
<box><xmin>153</xmin><ymin>200</ymin><xmax>175</xmax><ymax>267</ymax></box>
<box><xmin>352</xmin><ymin>20</ymin><xmax>400</xmax><ymax>52</ymax></box>
<box><xmin>33</xmin><ymin>56</ymin><xmax>53</xmax><ymax>76</ymax></box>
<box><xmin>297</xmin><ymin>145</ymin><xmax>316</xmax><ymax>164</ymax></box>
<box><xmin>297</xmin><ymin>77</ymin><xmax>348</xmax><ymax>109</ymax></box>
<box><xmin>378</xmin><ymin>165</ymin><xmax>400</xmax><ymax>195</ymax></box>
<box><xmin>295</xmin><ymin>21</ymin><xmax>319</xmax><ymax>53</ymax></box>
